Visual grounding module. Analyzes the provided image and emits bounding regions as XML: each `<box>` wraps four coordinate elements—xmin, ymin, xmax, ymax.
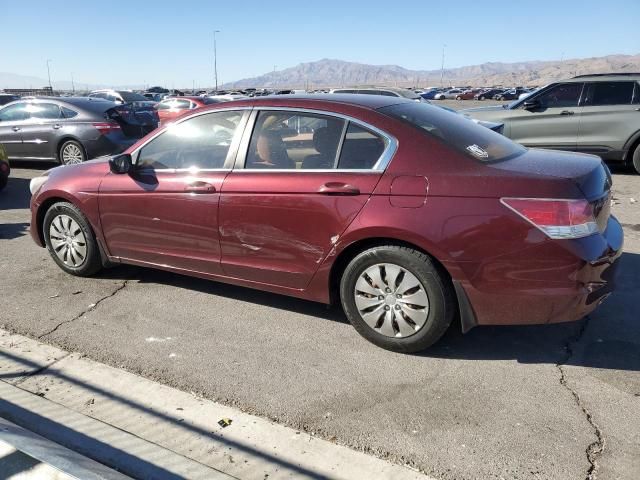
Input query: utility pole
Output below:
<box><xmin>440</xmin><ymin>45</ymin><xmax>446</xmax><ymax>87</ymax></box>
<box><xmin>46</xmin><ymin>59</ymin><xmax>53</xmax><ymax>91</ymax></box>
<box><xmin>214</xmin><ymin>30</ymin><xmax>220</xmax><ymax>92</ymax></box>
<box><xmin>71</xmin><ymin>72</ymin><xmax>75</xmax><ymax>94</ymax></box>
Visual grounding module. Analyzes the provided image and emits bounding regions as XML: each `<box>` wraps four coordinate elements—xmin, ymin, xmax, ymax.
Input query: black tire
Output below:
<box><xmin>340</xmin><ymin>246</ymin><xmax>455</xmax><ymax>353</ymax></box>
<box><xmin>43</xmin><ymin>202</ymin><xmax>102</xmax><ymax>276</ymax></box>
<box><xmin>632</xmin><ymin>143</ymin><xmax>640</xmax><ymax>175</ymax></box>
<box><xmin>58</xmin><ymin>140</ymin><xmax>86</xmax><ymax>165</ymax></box>
<box><xmin>478</xmin><ymin>95</ymin><xmax>485</xmax><ymax>100</ymax></box>
<box><xmin>456</xmin><ymin>95</ymin><xmax>462</xmax><ymax>100</ymax></box>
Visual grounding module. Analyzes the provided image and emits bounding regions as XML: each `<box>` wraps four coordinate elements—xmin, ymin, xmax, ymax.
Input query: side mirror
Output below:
<box><xmin>523</xmin><ymin>99</ymin><xmax>541</xmax><ymax>111</ymax></box>
<box><xmin>109</xmin><ymin>153</ymin><xmax>132</xmax><ymax>174</ymax></box>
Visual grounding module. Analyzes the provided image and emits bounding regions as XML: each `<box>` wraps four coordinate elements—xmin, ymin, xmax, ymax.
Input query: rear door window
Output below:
<box><xmin>584</xmin><ymin>81</ymin><xmax>635</xmax><ymax>106</ymax></box>
<box><xmin>337</xmin><ymin>123</ymin><xmax>386</xmax><ymax>169</ymax></box>
<box><xmin>28</xmin><ymin>103</ymin><xmax>63</xmax><ymax>119</ymax></box>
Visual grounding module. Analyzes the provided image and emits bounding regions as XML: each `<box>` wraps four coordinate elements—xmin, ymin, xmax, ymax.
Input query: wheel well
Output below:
<box><xmin>328</xmin><ymin>237</ymin><xmax>454</xmax><ymax>305</ymax></box>
<box><xmin>35</xmin><ymin>197</ymin><xmax>67</xmax><ymax>246</ymax></box>
<box><xmin>626</xmin><ymin>135</ymin><xmax>640</xmax><ymax>163</ymax></box>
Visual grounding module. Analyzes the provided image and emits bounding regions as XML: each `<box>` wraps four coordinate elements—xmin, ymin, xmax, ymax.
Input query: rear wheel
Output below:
<box><xmin>340</xmin><ymin>246</ymin><xmax>455</xmax><ymax>353</ymax></box>
<box><xmin>59</xmin><ymin>140</ymin><xmax>86</xmax><ymax>165</ymax></box>
<box><xmin>456</xmin><ymin>95</ymin><xmax>462</xmax><ymax>100</ymax></box>
<box><xmin>632</xmin><ymin>143</ymin><xmax>640</xmax><ymax>175</ymax></box>
<box><xmin>43</xmin><ymin>202</ymin><xmax>102</xmax><ymax>276</ymax></box>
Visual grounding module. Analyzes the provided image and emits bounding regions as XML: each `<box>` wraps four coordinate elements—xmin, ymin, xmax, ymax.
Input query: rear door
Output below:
<box><xmin>218</xmin><ymin>109</ymin><xmax>392</xmax><ymax>289</ymax></box>
<box><xmin>508</xmin><ymin>82</ymin><xmax>584</xmax><ymax>150</ymax></box>
<box><xmin>19</xmin><ymin>102</ymin><xmax>65</xmax><ymax>160</ymax></box>
<box><xmin>577</xmin><ymin>80</ymin><xmax>640</xmax><ymax>159</ymax></box>
<box><xmin>0</xmin><ymin>102</ymin><xmax>30</xmax><ymax>159</ymax></box>
<box><xmin>99</xmin><ymin>109</ymin><xmax>249</xmax><ymax>275</ymax></box>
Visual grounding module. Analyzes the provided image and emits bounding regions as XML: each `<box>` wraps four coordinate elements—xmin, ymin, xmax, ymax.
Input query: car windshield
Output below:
<box><xmin>118</xmin><ymin>91</ymin><xmax>149</xmax><ymax>102</ymax></box>
<box><xmin>380</xmin><ymin>102</ymin><xmax>525</xmax><ymax>162</ymax></box>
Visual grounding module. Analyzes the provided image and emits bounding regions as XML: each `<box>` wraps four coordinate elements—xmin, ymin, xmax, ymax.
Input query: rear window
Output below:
<box><xmin>118</xmin><ymin>91</ymin><xmax>149</xmax><ymax>102</ymax></box>
<box><xmin>380</xmin><ymin>102</ymin><xmax>525</xmax><ymax>163</ymax></box>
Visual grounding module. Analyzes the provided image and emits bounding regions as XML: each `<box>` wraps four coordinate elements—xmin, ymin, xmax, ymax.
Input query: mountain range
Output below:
<box><xmin>224</xmin><ymin>54</ymin><xmax>640</xmax><ymax>89</ymax></box>
<box><xmin>3</xmin><ymin>54</ymin><xmax>639</xmax><ymax>92</ymax></box>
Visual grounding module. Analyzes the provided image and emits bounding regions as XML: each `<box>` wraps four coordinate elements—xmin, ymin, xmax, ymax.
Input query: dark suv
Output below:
<box><xmin>463</xmin><ymin>73</ymin><xmax>640</xmax><ymax>173</ymax></box>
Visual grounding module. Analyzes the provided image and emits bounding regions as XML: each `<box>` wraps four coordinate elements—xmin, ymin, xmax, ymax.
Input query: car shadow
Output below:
<box><xmin>0</xmin><ymin>222</ymin><xmax>29</xmax><ymax>240</ymax></box>
<box><xmin>0</xmin><ymin>177</ymin><xmax>32</xmax><ymax>211</ymax></box>
<box><xmin>94</xmin><ymin>252</ymin><xmax>640</xmax><ymax>371</ymax></box>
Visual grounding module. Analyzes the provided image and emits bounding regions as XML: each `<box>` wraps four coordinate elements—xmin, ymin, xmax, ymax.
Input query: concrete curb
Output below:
<box><xmin>0</xmin><ymin>330</ymin><xmax>433</xmax><ymax>479</ymax></box>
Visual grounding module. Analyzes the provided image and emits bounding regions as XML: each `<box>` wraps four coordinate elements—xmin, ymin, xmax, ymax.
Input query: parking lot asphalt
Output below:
<box><xmin>1</xmin><ymin>129</ymin><xmax>639</xmax><ymax>479</ymax></box>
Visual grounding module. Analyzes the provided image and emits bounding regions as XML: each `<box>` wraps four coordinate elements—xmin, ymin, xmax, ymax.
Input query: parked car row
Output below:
<box><xmin>422</xmin><ymin>86</ymin><xmax>537</xmax><ymax>101</ymax></box>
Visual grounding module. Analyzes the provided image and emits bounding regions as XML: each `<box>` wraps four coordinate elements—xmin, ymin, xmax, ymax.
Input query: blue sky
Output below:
<box><xmin>3</xmin><ymin>0</ymin><xmax>639</xmax><ymax>88</ymax></box>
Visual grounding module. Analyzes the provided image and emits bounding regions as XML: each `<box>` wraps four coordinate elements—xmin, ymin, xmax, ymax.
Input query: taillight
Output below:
<box><xmin>501</xmin><ymin>198</ymin><xmax>598</xmax><ymax>239</ymax></box>
<box><xmin>92</xmin><ymin>122</ymin><xmax>121</xmax><ymax>135</ymax></box>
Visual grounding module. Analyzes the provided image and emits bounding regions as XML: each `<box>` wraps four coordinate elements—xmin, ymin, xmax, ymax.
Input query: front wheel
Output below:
<box><xmin>43</xmin><ymin>202</ymin><xmax>102</xmax><ymax>276</ymax></box>
<box><xmin>340</xmin><ymin>246</ymin><xmax>455</xmax><ymax>353</ymax></box>
<box><xmin>456</xmin><ymin>96</ymin><xmax>462</xmax><ymax>100</ymax></box>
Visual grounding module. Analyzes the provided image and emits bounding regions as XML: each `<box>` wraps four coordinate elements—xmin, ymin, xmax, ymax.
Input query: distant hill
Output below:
<box><xmin>225</xmin><ymin>54</ymin><xmax>640</xmax><ymax>89</ymax></box>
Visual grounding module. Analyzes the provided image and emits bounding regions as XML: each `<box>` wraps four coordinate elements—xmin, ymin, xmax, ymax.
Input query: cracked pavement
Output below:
<box><xmin>1</xmin><ymin>163</ymin><xmax>638</xmax><ymax>480</ymax></box>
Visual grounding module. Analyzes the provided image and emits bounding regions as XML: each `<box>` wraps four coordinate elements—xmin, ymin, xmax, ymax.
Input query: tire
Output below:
<box><xmin>43</xmin><ymin>202</ymin><xmax>102</xmax><ymax>276</ymax></box>
<box><xmin>0</xmin><ymin>175</ymin><xmax>7</xmax><ymax>192</ymax></box>
<box><xmin>456</xmin><ymin>96</ymin><xmax>462</xmax><ymax>100</ymax></box>
<box><xmin>339</xmin><ymin>246</ymin><xmax>455</xmax><ymax>353</ymax></box>
<box><xmin>59</xmin><ymin>140</ymin><xmax>86</xmax><ymax>165</ymax></box>
<box><xmin>632</xmin><ymin>143</ymin><xmax>640</xmax><ymax>175</ymax></box>
<box><xmin>478</xmin><ymin>96</ymin><xmax>485</xmax><ymax>100</ymax></box>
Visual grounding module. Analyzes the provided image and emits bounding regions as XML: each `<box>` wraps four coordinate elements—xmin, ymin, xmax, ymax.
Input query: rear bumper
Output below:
<box><xmin>459</xmin><ymin>215</ymin><xmax>623</xmax><ymax>327</ymax></box>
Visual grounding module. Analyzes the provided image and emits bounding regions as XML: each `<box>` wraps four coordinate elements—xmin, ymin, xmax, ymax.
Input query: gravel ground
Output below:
<box><xmin>1</xmin><ymin>145</ymin><xmax>638</xmax><ymax>479</ymax></box>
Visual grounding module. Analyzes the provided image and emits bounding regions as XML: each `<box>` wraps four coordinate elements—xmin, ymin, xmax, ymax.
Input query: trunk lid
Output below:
<box><xmin>106</xmin><ymin>102</ymin><xmax>159</xmax><ymax>138</ymax></box>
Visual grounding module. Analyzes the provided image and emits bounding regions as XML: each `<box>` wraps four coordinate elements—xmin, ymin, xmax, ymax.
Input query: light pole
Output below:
<box><xmin>46</xmin><ymin>59</ymin><xmax>53</xmax><ymax>91</ymax></box>
<box><xmin>440</xmin><ymin>45</ymin><xmax>446</xmax><ymax>88</ymax></box>
<box><xmin>71</xmin><ymin>72</ymin><xmax>75</xmax><ymax>94</ymax></box>
<box><xmin>214</xmin><ymin>30</ymin><xmax>220</xmax><ymax>92</ymax></box>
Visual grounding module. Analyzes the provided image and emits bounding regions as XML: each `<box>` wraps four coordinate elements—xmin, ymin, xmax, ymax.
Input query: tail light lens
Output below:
<box><xmin>92</xmin><ymin>122</ymin><xmax>121</xmax><ymax>135</ymax></box>
<box><xmin>501</xmin><ymin>198</ymin><xmax>598</xmax><ymax>239</ymax></box>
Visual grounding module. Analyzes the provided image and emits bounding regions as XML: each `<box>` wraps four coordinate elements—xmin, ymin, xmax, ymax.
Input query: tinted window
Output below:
<box><xmin>28</xmin><ymin>103</ymin><xmax>63</xmax><ymax>119</ymax></box>
<box><xmin>246</xmin><ymin>111</ymin><xmax>345</xmax><ymax>169</ymax></box>
<box><xmin>174</xmin><ymin>99</ymin><xmax>192</xmax><ymax>109</ymax></box>
<box><xmin>61</xmin><ymin>107</ymin><xmax>78</xmax><ymax>118</ymax></box>
<box><xmin>337</xmin><ymin>123</ymin><xmax>386</xmax><ymax>169</ymax></box>
<box><xmin>137</xmin><ymin>111</ymin><xmax>243</xmax><ymax>170</ymax></box>
<box><xmin>585</xmin><ymin>81</ymin><xmax>635</xmax><ymax>106</ymax></box>
<box><xmin>534</xmin><ymin>83</ymin><xmax>583</xmax><ymax>108</ymax></box>
<box><xmin>381</xmin><ymin>102</ymin><xmax>525</xmax><ymax>163</ymax></box>
<box><xmin>202</xmin><ymin>97</ymin><xmax>223</xmax><ymax>105</ymax></box>
<box><xmin>0</xmin><ymin>103</ymin><xmax>30</xmax><ymax>121</ymax></box>
<box><xmin>119</xmin><ymin>91</ymin><xmax>149</xmax><ymax>102</ymax></box>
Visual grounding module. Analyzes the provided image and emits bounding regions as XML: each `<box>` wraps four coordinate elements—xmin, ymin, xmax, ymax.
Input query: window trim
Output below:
<box><xmin>130</xmin><ymin>107</ymin><xmax>251</xmax><ymax>172</ymax></box>
<box><xmin>232</xmin><ymin>106</ymin><xmax>398</xmax><ymax>173</ymax></box>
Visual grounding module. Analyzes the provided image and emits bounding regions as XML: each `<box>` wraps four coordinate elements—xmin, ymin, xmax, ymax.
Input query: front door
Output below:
<box><xmin>219</xmin><ymin>109</ymin><xmax>390</xmax><ymax>289</ymax></box>
<box><xmin>99</xmin><ymin>109</ymin><xmax>248</xmax><ymax>275</ymax></box>
<box><xmin>0</xmin><ymin>102</ymin><xmax>29</xmax><ymax>159</ymax></box>
<box><xmin>19</xmin><ymin>102</ymin><xmax>65</xmax><ymax>160</ymax></box>
<box><xmin>508</xmin><ymin>82</ymin><xmax>585</xmax><ymax>151</ymax></box>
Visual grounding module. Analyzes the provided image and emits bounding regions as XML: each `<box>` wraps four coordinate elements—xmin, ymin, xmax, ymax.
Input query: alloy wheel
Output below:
<box><xmin>353</xmin><ymin>263</ymin><xmax>430</xmax><ymax>338</ymax></box>
<box><xmin>61</xmin><ymin>143</ymin><xmax>84</xmax><ymax>165</ymax></box>
<box><xmin>48</xmin><ymin>214</ymin><xmax>87</xmax><ymax>267</ymax></box>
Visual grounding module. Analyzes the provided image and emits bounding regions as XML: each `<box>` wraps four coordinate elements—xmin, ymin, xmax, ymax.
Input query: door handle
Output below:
<box><xmin>12</xmin><ymin>126</ymin><xmax>21</xmax><ymax>132</ymax></box>
<box><xmin>185</xmin><ymin>181</ymin><xmax>215</xmax><ymax>193</ymax></box>
<box><xmin>52</xmin><ymin>124</ymin><xmax>62</xmax><ymax>129</ymax></box>
<box><xmin>318</xmin><ymin>182</ymin><xmax>360</xmax><ymax>195</ymax></box>
<box><xmin>560</xmin><ymin>110</ymin><xmax>575</xmax><ymax>115</ymax></box>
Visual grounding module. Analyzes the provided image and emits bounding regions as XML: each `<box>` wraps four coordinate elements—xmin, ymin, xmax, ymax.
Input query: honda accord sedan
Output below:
<box><xmin>0</xmin><ymin>97</ymin><xmax>158</xmax><ymax>165</ymax></box>
<box><xmin>28</xmin><ymin>95</ymin><xmax>623</xmax><ymax>352</ymax></box>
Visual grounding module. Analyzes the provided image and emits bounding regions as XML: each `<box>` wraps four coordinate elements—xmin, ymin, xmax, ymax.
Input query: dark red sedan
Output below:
<box><xmin>28</xmin><ymin>95</ymin><xmax>623</xmax><ymax>352</ymax></box>
<box><xmin>156</xmin><ymin>96</ymin><xmax>225</xmax><ymax>125</ymax></box>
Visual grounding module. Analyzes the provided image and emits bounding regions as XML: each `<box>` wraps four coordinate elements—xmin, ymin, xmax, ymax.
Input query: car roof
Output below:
<box><xmin>565</xmin><ymin>73</ymin><xmax>640</xmax><ymax>82</ymax></box>
<box><xmin>217</xmin><ymin>94</ymin><xmax>412</xmax><ymax>110</ymax></box>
